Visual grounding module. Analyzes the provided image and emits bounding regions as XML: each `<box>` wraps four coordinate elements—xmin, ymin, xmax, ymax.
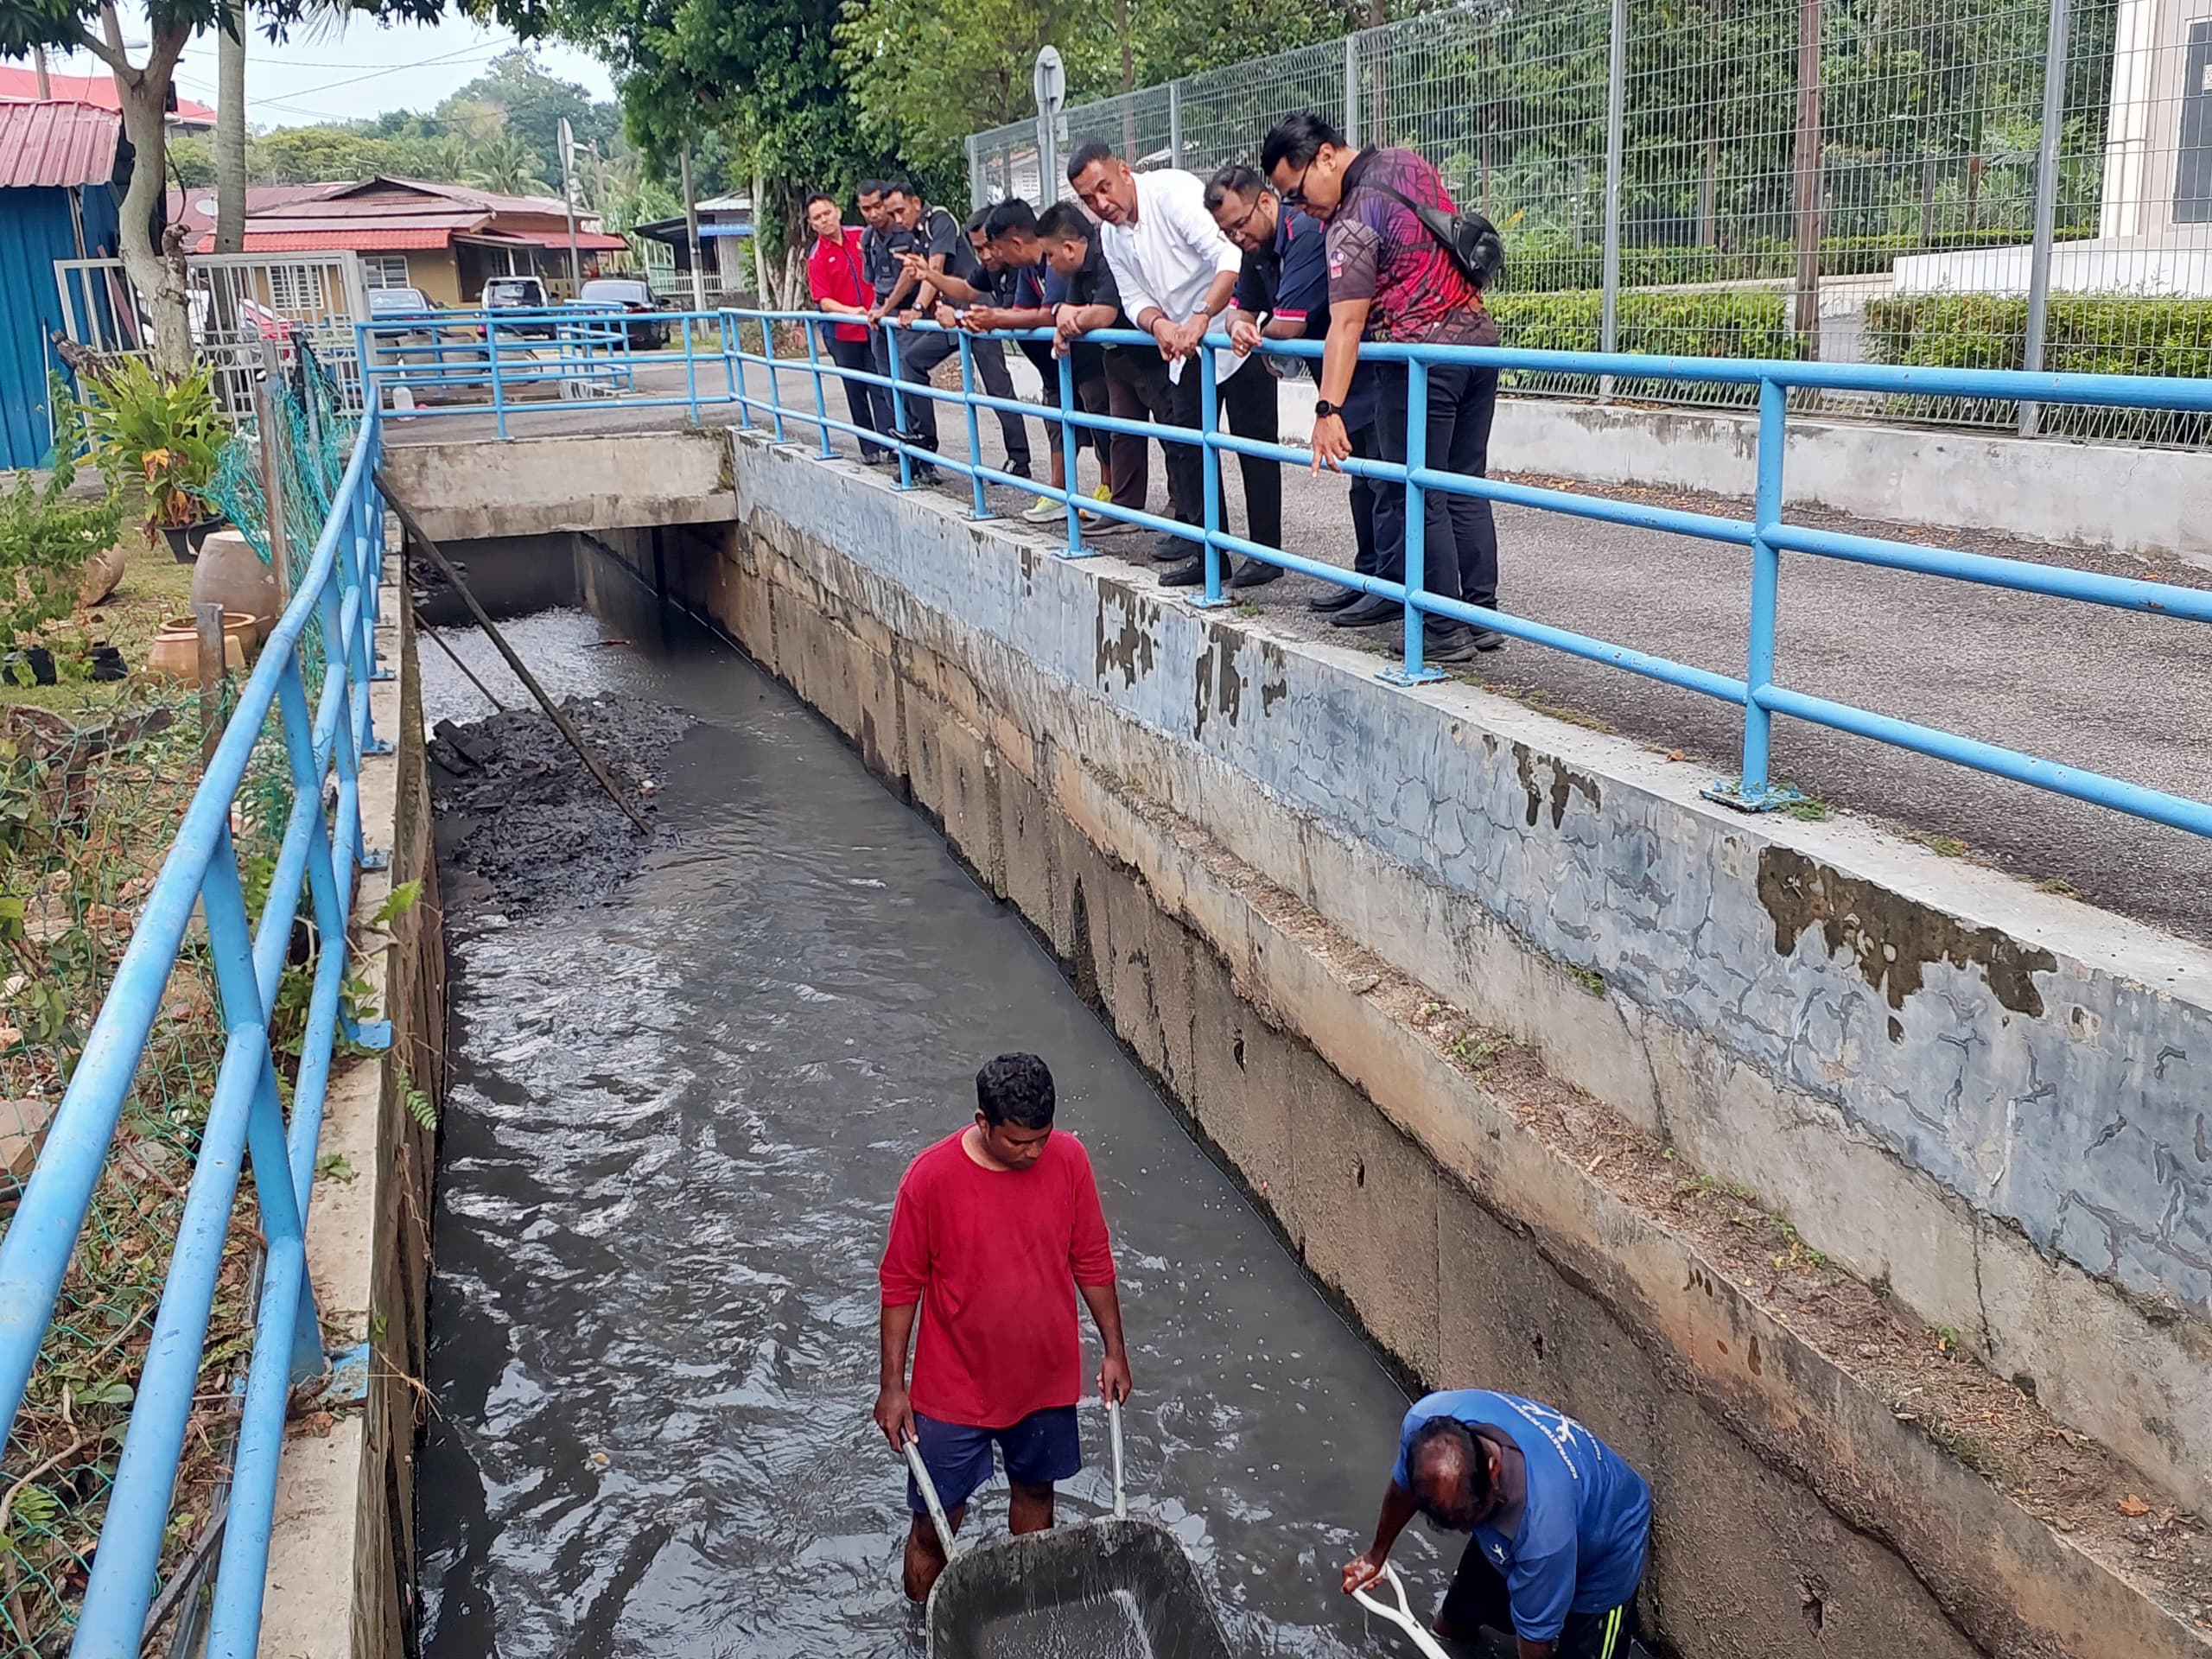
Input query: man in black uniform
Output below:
<box><xmin>851</xmin><ymin>180</ymin><xmax>903</xmax><ymax>465</ymax></box>
<box><xmin>1208</xmin><ymin>162</ymin><xmax>1385</xmax><ymax>612</ymax></box>
<box><xmin>899</xmin><ymin>203</ymin><xmax>1043</xmax><ymax>492</ymax></box>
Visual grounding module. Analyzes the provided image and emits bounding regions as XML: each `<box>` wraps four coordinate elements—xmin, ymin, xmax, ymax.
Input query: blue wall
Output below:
<box><xmin>0</xmin><ymin>183</ymin><xmax>119</xmax><ymax>471</ymax></box>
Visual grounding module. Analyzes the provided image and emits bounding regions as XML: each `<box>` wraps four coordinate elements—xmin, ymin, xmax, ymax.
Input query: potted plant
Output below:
<box><xmin>64</xmin><ymin>359</ymin><xmax>228</xmax><ymax>561</ymax></box>
<box><xmin>0</xmin><ymin>452</ymin><xmax>124</xmax><ymax>690</ymax></box>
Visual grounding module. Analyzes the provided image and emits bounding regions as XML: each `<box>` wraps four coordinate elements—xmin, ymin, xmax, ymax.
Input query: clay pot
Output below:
<box><xmin>144</xmin><ymin>613</ymin><xmax>252</xmax><ymax>680</ymax></box>
<box><xmin>77</xmin><ymin>540</ymin><xmax>128</xmax><ymax>607</ymax></box>
<box><xmin>189</xmin><ymin>531</ymin><xmax>281</xmax><ymax>645</ymax></box>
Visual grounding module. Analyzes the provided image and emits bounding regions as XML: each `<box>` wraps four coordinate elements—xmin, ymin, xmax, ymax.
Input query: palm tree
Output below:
<box><xmin>471</xmin><ymin>129</ymin><xmax>552</xmax><ymax>197</ymax></box>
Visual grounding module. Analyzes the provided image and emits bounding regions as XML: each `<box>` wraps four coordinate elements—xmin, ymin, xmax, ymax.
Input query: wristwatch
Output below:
<box><xmin>1313</xmin><ymin>399</ymin><xmax>1342</xmax><ymax>418</ymax></box>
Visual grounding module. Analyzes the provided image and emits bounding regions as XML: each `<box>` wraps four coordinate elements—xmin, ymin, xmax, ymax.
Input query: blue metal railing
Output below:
<box><xmin>355</xmin><ymin>306</ymin><xmax>2212</xmax><ymax>837</ymax></box>
<box><xmin>0</xmin><ymin>403</ymin><xmax>391</xmax><ymax>1657</ymax></box>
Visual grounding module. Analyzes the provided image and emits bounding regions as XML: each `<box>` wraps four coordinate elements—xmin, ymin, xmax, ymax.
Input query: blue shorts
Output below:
<box><xmin>906</xmin><ymin>1406</ymin><xmax>1082</xmax><ymax>1514</ymax></box>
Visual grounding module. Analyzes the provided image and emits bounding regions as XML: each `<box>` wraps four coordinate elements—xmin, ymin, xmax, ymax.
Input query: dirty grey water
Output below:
<box><xmin>416</xmin><ymin>542</ymin><xmax>1442</xmax><ymax>1659</ymax></box>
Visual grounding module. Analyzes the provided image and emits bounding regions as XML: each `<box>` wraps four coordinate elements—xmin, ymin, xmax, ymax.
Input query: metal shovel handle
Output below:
<box><xmin>1109</xmin><ymin>1395</ymin><xmax>1127</xmax><ymax>1520</ymax></box>
<box><xmin>903</xmin><ymin>1433</ymin><xmax>958</xmax><ymax>1562</ymax></box>
<box><xmin>1352</xmin><ymin>1562</ymin><xmax>1452</xmax><ymax>1659</ymax></box>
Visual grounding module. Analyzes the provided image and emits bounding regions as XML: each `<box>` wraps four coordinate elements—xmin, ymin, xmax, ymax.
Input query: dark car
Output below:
<box><xmin>481</xmin><ymin>275</ymin><xmax>556</xmax><ymax>338</ymax></box>
<box><xmin>576</xmin><ymin>277</ymin><xmax>670</xmax><ymax>350</ymax></box>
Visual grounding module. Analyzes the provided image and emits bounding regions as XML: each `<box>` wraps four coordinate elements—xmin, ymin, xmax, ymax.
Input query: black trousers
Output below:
<box><xmin>1441</xmin><ymin>1540</ymin><xmax>1640</xmax><ymax>1659</ymax></box>
<box><xmin>967</xmin><ymin>339</ymin><xmax>1033</xmax><ymax>476</ymax></box>
<box><xmin>1020</xmin><ymin>343</ymin><xmax>1109</xmax><ymax>473</ymax></box>
<box><xmin>1104</xmin><ymin>347</ymin><xmax>1205</xmax><ymax>524</ymax></box>
<box><xmin>1347</xmin><ymin>416</ymin><xmax>1387</xmax><ymax>579</ymax></box>
<box><xmin>878</xmin><ymin>326</ymin><xmax>955</xmax><ymax>449</ymax></box>
<box><xmin>1371</xmin><ymin>359</ymin><xmax>1500</xmax><ymax>613</ymax></box>
<box><xmin>1217</xmin><ymin>362</ymin><xmax>1282</xmax><ymax>550</ymax></box>
<box><xmin>874</xmin><ymin>329</ymin><xmax>1032</xmax><ymax>474</ymax></box>
<box><xmin>825</xmin><ymin>333</ymin><xmax>890</xmax><ymax>460</ymax></box>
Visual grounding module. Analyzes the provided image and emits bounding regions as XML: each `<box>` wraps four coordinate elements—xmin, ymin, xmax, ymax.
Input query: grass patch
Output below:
<box><xmin>1</xmin><ymin>537</ymin><xmax>197</xmax><ymax>720</ymax></box>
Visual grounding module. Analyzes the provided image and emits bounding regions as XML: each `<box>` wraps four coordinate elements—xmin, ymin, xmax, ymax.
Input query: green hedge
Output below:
<box><xmin>1863</xmin><ymin>292</ymin><xmax>2212</xmax><ymax>442</ymax></box>
<box><xmin>1491</xmin><ymin>288</ymin><xmax>1800</xmax><ymax>404</ymax></box>
<box><xmin>1501</xmin><ymin>226</ymin><xmax>2096</xmax><ymax>293</ymax></box>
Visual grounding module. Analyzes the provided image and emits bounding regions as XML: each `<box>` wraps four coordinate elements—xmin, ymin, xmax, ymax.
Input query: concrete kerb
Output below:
<box><xmin>257</xmin><ymin>534</ymin><xmax>442</xmax><ymax>1659</ymax></box>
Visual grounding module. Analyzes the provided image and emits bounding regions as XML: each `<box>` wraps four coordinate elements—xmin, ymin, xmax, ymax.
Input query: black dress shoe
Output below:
<box><xmin>1307</xmin><ymin>585</ymin><xmax>1361</xmax><ymax>613</ymax></box>
<box><xmin>1158</xmin><ymin>557</ymin><xmax>1205</xmax><ymax>587</ymax></box>
<box><xmin>1331</xmin><ymin>594</ymin><xmax>1403</xmax><ymax>628</ymax></box>
<box><xmin>1422</xmin><ymin>626</ymin><xmax>1484</xmax><ymax>664</ymax></box>
<box><xmin>1230</xmin><ymin>559</ymin><xmax>1283</xmax><ymax>588</ymax></box>
<box><xmin>1152</xmin><ymin>531</ymin><xmax>1198</xmax><ymax>562</ymax></box>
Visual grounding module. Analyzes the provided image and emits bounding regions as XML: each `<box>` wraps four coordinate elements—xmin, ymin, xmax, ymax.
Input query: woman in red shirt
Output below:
<box><xmin>874</xmin><ymin>1052</ymin><xmax>1132</xmax><ymax>1601</ymax></box>
<box><xmin>805</xmin><ymin>193</ymin><xmax>893</xmax><ymax>462</ymax></box>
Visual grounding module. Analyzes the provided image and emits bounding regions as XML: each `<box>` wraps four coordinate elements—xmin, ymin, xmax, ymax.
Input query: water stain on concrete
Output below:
<box><xmin>1757</xmin><ymin>846</ymin><xmax>2057</xmax><ymax>1015</ymax></box>
<box><xmin>1512</xmin><ymin>743</ymin><xmax>1604</xmax><ymax>830</ymax></box>
<box><xmin>1095</xmin><ymin>586</ymin><xmax>1160</xmax><ymax>691</ymax></box>
<box><xmin>1194</xmin><ymin>638</ymin><xmax>1247</xmax><ymax>740</ymax></box>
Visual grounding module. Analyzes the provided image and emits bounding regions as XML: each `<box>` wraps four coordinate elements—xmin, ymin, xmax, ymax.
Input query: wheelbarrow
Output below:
<box><xmin>906</xmin><ymin>1401</ymin><xmax>1235</xmax><ymax>1659</ymax></box>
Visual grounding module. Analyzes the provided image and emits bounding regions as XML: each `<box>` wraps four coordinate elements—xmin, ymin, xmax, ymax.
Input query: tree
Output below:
<box><xmin>554</xmin><ymin>0</ymin><xmax>877</xmax><ymax>281</ymax></box>
<box><xmin>441</xmin><ymin>48</ymin><xmax>616</xmax><ymax>181</ymax></box>
<box><xmin>252</xmin><ymin>123</ymin><xmax>405</xmax><ymax>181</ymax></box>
<box><xmin>470</xmin><ymin>126</ymin><xmax>553</xmax><ymax>194</ymax></box>
<box><xmin>0</xmin><ymin>0</ymin><xmax>502</xmax><ymax>372</ymax></box>
<box><xmin>835</xmin><ymin>0</ymin><xmax>1116</xmax><ymax>176</ymax></box>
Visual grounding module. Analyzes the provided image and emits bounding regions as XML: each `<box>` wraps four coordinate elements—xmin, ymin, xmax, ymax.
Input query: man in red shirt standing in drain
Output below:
<box><xmin>874</xmin><ymin>1052</ymin><xmax>1132</xmax><ymax>1601</ymax></box>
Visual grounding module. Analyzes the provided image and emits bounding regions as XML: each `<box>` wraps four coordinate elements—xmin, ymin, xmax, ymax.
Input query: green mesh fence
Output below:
<box><xmin>205</xmin><ymin>343</ymin><xmax>361</xmax><ymax>702</ymax></box>
<box><xmin>0</xmin><ymin>344</ymin><xmax>353</xmax><ymax>1652</ymax></box>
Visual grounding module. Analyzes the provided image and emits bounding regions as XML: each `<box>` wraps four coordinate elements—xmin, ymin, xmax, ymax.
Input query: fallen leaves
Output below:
<box><xmin>2118</xmin><ymin>1494</ymin><xmax>2152</xmax><ymax>1517</ymax></box>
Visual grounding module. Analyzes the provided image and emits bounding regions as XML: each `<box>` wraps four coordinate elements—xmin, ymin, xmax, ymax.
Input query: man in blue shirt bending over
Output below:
<box><xmin>1343</xmin><ymin>1389</ymin><xmax>1650</xmax><ymax>1659</ymax></box>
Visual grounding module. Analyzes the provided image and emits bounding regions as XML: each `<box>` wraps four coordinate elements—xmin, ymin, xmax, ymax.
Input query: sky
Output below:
<box><xmin>34</xmin><ymin>12</ymin><xmax>615</xmax><ymax>130</ymax></box>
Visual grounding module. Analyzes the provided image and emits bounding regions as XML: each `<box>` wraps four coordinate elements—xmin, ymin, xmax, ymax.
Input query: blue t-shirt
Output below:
<box><xmin>1393</xmin><ymin>1390</ymin><xmax>1650</xmax><ymax>1643</ymax></box>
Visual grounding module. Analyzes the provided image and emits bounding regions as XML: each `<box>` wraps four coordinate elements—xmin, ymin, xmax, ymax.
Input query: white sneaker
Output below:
<box><xmin>1022</xmin><ymin>495</ymin><xmax>1062</xmax><ymax>523</ymax></box>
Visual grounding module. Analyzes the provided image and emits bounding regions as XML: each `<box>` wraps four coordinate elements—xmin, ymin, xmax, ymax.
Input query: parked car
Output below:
<box><xmin>481</xmin><ymin>275</ymin><xmax>555</xmax><ymax>337</ymax></box>
<box><xmin>576</xmin><ymin>277</ymin><xmax>670</xmax><ymax>349</ymax></box>
<box><xmin>366</xmin><ymin>285</ymin><xmax>436</xmax><ymax>321</ymax></box>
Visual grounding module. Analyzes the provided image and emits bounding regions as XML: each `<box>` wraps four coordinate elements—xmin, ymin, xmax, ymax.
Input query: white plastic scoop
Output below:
<box><xmin>1352</xmin><ymin>1562</ymin><xmax>1453</xmax><ymax>1659</ymax></box>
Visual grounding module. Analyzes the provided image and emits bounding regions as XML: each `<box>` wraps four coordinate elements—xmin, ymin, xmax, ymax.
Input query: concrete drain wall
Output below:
<box><xmin>576</xmin><ymin>431</ymin><xmax>2212</xmax><ymax>1659</ymax></box>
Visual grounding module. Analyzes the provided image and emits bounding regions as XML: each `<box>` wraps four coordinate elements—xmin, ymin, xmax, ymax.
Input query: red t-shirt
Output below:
<box><xmin>880</xmin><ymin>1129</ymin><xmax>1117</xmax><ymax>1428</ymax></box>
<box><xmin>807</xmin><ymin>227</ymin><xmax>872</xmax><ymax>341</ymax></box>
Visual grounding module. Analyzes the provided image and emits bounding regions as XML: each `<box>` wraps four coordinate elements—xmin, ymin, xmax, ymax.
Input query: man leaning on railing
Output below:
<box><xmin>1070</xmin><ymin>137</ymin><xmax>1255</xmax><ymax>589</ymax></box>
<box><xmin>1262</xmin><ymin>111</ymin><xmax>1506</xmax><ymax>661</ymax></box>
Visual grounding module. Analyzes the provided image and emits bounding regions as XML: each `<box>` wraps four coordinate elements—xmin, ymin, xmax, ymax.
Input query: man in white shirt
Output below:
<box><xmin>1068</xmin><ymin>140</ymin><xmax>1249</xmax><ymax>588</ymax></box>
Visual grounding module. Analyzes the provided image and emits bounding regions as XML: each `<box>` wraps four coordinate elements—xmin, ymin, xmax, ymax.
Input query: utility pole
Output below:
<box><xmin>2019</xmin><ymin>0</ymin><xmax>2072</xmax><ymax>437</ymax></box>
<box><xmin>33</xmin><ymin>45</ymin><xmax>51</xmax><ymax>99</ymax></box>
<box><xmin>1790</xmin><ymin>0</ymin><xmax>1824</xmax><ymax>357</ymax></box>
<box><xmin>557</xmin><ymin>117</ymin><xmax>582</xmax><ymax>293</ymax></box>
<box><xmin>679</xmin><ymin>143</ymin><xmax>705</xmax><ymax>315</ymax></box>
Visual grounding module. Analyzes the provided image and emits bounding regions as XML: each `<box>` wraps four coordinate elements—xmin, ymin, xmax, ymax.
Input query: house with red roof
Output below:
<box><xmin>164</xmin><ymin>175</ymin><xmax>629</xmax><ymax>305</ymax></box>
<box><xmin>0</xmin><ymin>65</ymin><xmax>214</xmax><ymax>132</ymax></box>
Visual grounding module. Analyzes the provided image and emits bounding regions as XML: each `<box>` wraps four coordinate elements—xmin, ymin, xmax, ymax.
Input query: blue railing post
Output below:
<box><xmin>1384</xmin><ymin>359</ymin><xmax>1444</xmax><ymax>685</ymax></box>
<box><xmin>1056</xmin><ymin>351</ymin><xmax>1090</xmax><ymax>560</ymax></box>
<box><xmin>1192</xmin><ymin>346</ymin><xmax>1228</xmax><ymax>609</ymax></box>
<box><xmin>486</xmin><ymin>315</ymin><xmax>507</xmax><ymax>441</ymax></box>
<box><xmin>887</xmin><ymin>322</ymin><xmax>914</xmax><ymax>491</ymax></box>
<box><xmin>806</xmin><ymin>322</ymin><xmax>835</xmax><ymax>459</ymax></box>
<box><xmin>682</xmin><ymin>317</ymin><xmax>699</xmax><ymax>421</ymax></box>
<box><xmin>1704</xmin><ymin>375</ymin><xmax>1802</xmax><ymax>811</ymax></box>
<box><xmin>731</xmin><ymin>313</ymin><xmax>753</xmax><ymax>429</ymax></box>
<box><xmin>957</xmin><ymin>333</ymin><xmax>990</xmax><ymax>519</ymax></box>
<box><xmin>762</xmin><ymin>315</ymin><xmax>787</xmax><ymax>444</ymax></box>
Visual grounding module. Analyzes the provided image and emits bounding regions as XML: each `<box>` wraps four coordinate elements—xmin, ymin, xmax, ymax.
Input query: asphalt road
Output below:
<box><xmin>383</xmin><ymin>353</ymin><xmax>2212</xmax><ymax>942</ymax></box>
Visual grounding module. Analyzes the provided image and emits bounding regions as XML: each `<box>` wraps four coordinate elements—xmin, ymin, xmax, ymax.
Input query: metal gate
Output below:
<box><xmin>51</xmin><ymin>251</ymin><xmax>369</xmax><ymax>416</ymax></box>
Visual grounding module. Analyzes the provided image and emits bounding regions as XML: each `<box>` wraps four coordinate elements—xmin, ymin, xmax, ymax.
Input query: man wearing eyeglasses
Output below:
<box><xmin>1206</xmin><ymin>163</ymin><xmax>1383</xmax><ymax>611</ymax></box>
<box><xmin>1262</xmin><ymin>111</ymin><xmax>1505</xmax><ymax>661</ymax></box>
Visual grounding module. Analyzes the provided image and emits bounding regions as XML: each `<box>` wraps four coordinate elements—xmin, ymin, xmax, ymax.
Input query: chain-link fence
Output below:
<box><xmin>969</xmin><ymin>0</ymin><xmax>2212</xmax><ymax>442</ymax></box>
<box><xmin>0</xmin><ymin>345</ymin><xmax>357</xmax><ymax>1657</ymax></box>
